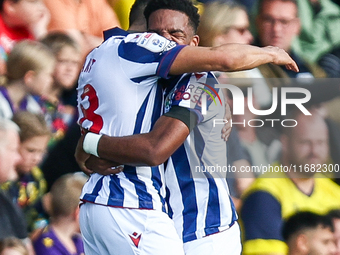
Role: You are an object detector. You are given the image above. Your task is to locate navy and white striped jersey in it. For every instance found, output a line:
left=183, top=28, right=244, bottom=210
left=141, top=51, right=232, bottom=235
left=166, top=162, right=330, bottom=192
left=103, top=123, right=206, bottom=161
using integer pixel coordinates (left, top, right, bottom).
left=164, top=72, right=238, bottom=242
left=77, top=28, right=185, bottom=211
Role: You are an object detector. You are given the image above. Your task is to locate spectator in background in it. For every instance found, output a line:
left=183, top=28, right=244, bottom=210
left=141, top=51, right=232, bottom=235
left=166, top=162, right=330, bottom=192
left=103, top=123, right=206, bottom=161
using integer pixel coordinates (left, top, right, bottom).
left=197, top=1, right=255, bottom=200
left=317, top=46, right=340, bottom=134
left=318, top=45, right=340, bottom=78
left=0, top=118, right=20, bottom=184
left=328, top=209, right=340, bottom=255
left=33, top=173, right=87, bottom=255
left=44, top=0, right=121, bottom=61
left=0, top=237, right=29, bottom=255
left=240, top=110, right=340, bottom=255
left=0, top=40, right=55, bottom=119
left=107, top=0, right=135, bottom=30
left=198, top=2, right=253, bottom=47
left=197, top=0, right=285, bottom=178
left=227, top=86, right=282, bottom=171
left=40, top=32, right=81, bottom=146
left=253, top=0, right=340, bottom=160
left=207, top=0, right=339, bottom=119
left=40, top=122, right=82, bottom=191
left=0, top=0, right=50, bottom=75
left=198, top=1, right=274, bottom=108
left=0, top=118, right=34, bottom=253
left=1, top=111, right=51, bottom=233
left=223, top=126, right=254, bottom=210
left=292, top=0, right=340, bottom=64
left=282, top=211, right=336, bottom=255
left=127, top=0, right=151, bottom=32
left=255, top=0, right=327, bottom=79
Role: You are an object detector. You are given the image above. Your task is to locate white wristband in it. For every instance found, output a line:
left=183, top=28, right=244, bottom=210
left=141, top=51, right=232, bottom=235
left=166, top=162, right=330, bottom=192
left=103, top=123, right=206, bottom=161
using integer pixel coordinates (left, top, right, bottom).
left=83, top=133, right=102, bottom=157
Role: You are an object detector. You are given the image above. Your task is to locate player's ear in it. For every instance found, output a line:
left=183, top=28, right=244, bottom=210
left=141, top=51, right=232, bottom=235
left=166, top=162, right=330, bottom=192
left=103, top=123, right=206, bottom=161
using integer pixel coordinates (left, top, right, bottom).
left=190, top=35, right=199, bottom=46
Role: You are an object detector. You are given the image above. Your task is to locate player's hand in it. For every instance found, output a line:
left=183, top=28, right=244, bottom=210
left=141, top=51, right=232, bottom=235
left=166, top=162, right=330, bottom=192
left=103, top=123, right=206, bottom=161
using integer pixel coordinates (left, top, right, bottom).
left=85, top=156, right=124, bottom=175
left=264, top=46, right=299, bottom=72
left=75, top=132, right=124, bottom=175
left=221, top=102, right=232, bottom=141
left=75, top=134, right=93, bottom=176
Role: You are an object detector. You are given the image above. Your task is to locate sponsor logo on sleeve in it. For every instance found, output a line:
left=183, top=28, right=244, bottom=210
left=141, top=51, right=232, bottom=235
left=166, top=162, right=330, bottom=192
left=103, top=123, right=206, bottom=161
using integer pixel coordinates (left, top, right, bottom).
left=137, top=33, right=176, bottom=53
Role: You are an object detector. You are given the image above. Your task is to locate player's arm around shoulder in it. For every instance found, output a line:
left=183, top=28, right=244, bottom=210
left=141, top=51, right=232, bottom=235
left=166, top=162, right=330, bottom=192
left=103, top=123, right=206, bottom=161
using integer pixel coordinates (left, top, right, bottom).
left=99, top=115, right=189, bottom=166
left=169, top=44, right=299, bottom=75
left=78, top=114, right=190, bottom=169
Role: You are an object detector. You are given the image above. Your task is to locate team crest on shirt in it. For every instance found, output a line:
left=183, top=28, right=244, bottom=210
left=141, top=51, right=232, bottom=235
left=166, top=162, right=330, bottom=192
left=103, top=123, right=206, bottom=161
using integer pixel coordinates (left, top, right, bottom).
left=137, top=33, right=176, bottom=53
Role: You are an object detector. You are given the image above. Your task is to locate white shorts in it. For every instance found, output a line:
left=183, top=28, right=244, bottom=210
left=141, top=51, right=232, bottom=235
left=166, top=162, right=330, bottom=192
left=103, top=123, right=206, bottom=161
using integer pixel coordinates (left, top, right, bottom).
left=183, top=222, right=242, bottom=255
left=79, top=202, right=185, bottom=255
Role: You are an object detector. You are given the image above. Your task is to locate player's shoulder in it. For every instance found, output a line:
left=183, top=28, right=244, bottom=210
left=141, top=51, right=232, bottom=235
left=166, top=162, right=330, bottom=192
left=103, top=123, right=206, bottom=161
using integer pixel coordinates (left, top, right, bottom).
left=176, top=72, right=216, bottom=87
left=103, top=27, right=129, bottom=40
left=101, top=29, right=179, bottom=56
left=123, top=32, right=178, bottom=53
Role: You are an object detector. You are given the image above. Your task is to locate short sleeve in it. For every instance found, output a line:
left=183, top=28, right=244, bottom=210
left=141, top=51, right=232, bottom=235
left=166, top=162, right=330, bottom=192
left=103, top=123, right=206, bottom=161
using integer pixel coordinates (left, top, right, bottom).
left=118, top=32, right=186, bottom=79
left=163, top=106, right=198, bottom=132
left=165, top=72, right=223, bottom=124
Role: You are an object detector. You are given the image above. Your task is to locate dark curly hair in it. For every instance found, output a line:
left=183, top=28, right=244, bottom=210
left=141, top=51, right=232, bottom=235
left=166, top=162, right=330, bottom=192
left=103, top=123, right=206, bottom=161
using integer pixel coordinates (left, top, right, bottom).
left=144, top=0, right=200, bottom=33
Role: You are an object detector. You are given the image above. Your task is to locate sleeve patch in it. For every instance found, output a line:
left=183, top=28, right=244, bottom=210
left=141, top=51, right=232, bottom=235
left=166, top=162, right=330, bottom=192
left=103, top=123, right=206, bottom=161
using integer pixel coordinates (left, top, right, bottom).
left=137, top=33, right=176, bottom=53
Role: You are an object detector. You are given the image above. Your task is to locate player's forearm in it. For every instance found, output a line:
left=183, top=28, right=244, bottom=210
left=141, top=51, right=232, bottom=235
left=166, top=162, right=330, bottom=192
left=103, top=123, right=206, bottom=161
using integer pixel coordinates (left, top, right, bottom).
left=98, top=132, right=183, bottom=166
left=97, top=134, right=160, bottom=166
left=169, top=44, right=298, bottom=75
left=88, top=116, right=189, bottom=166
